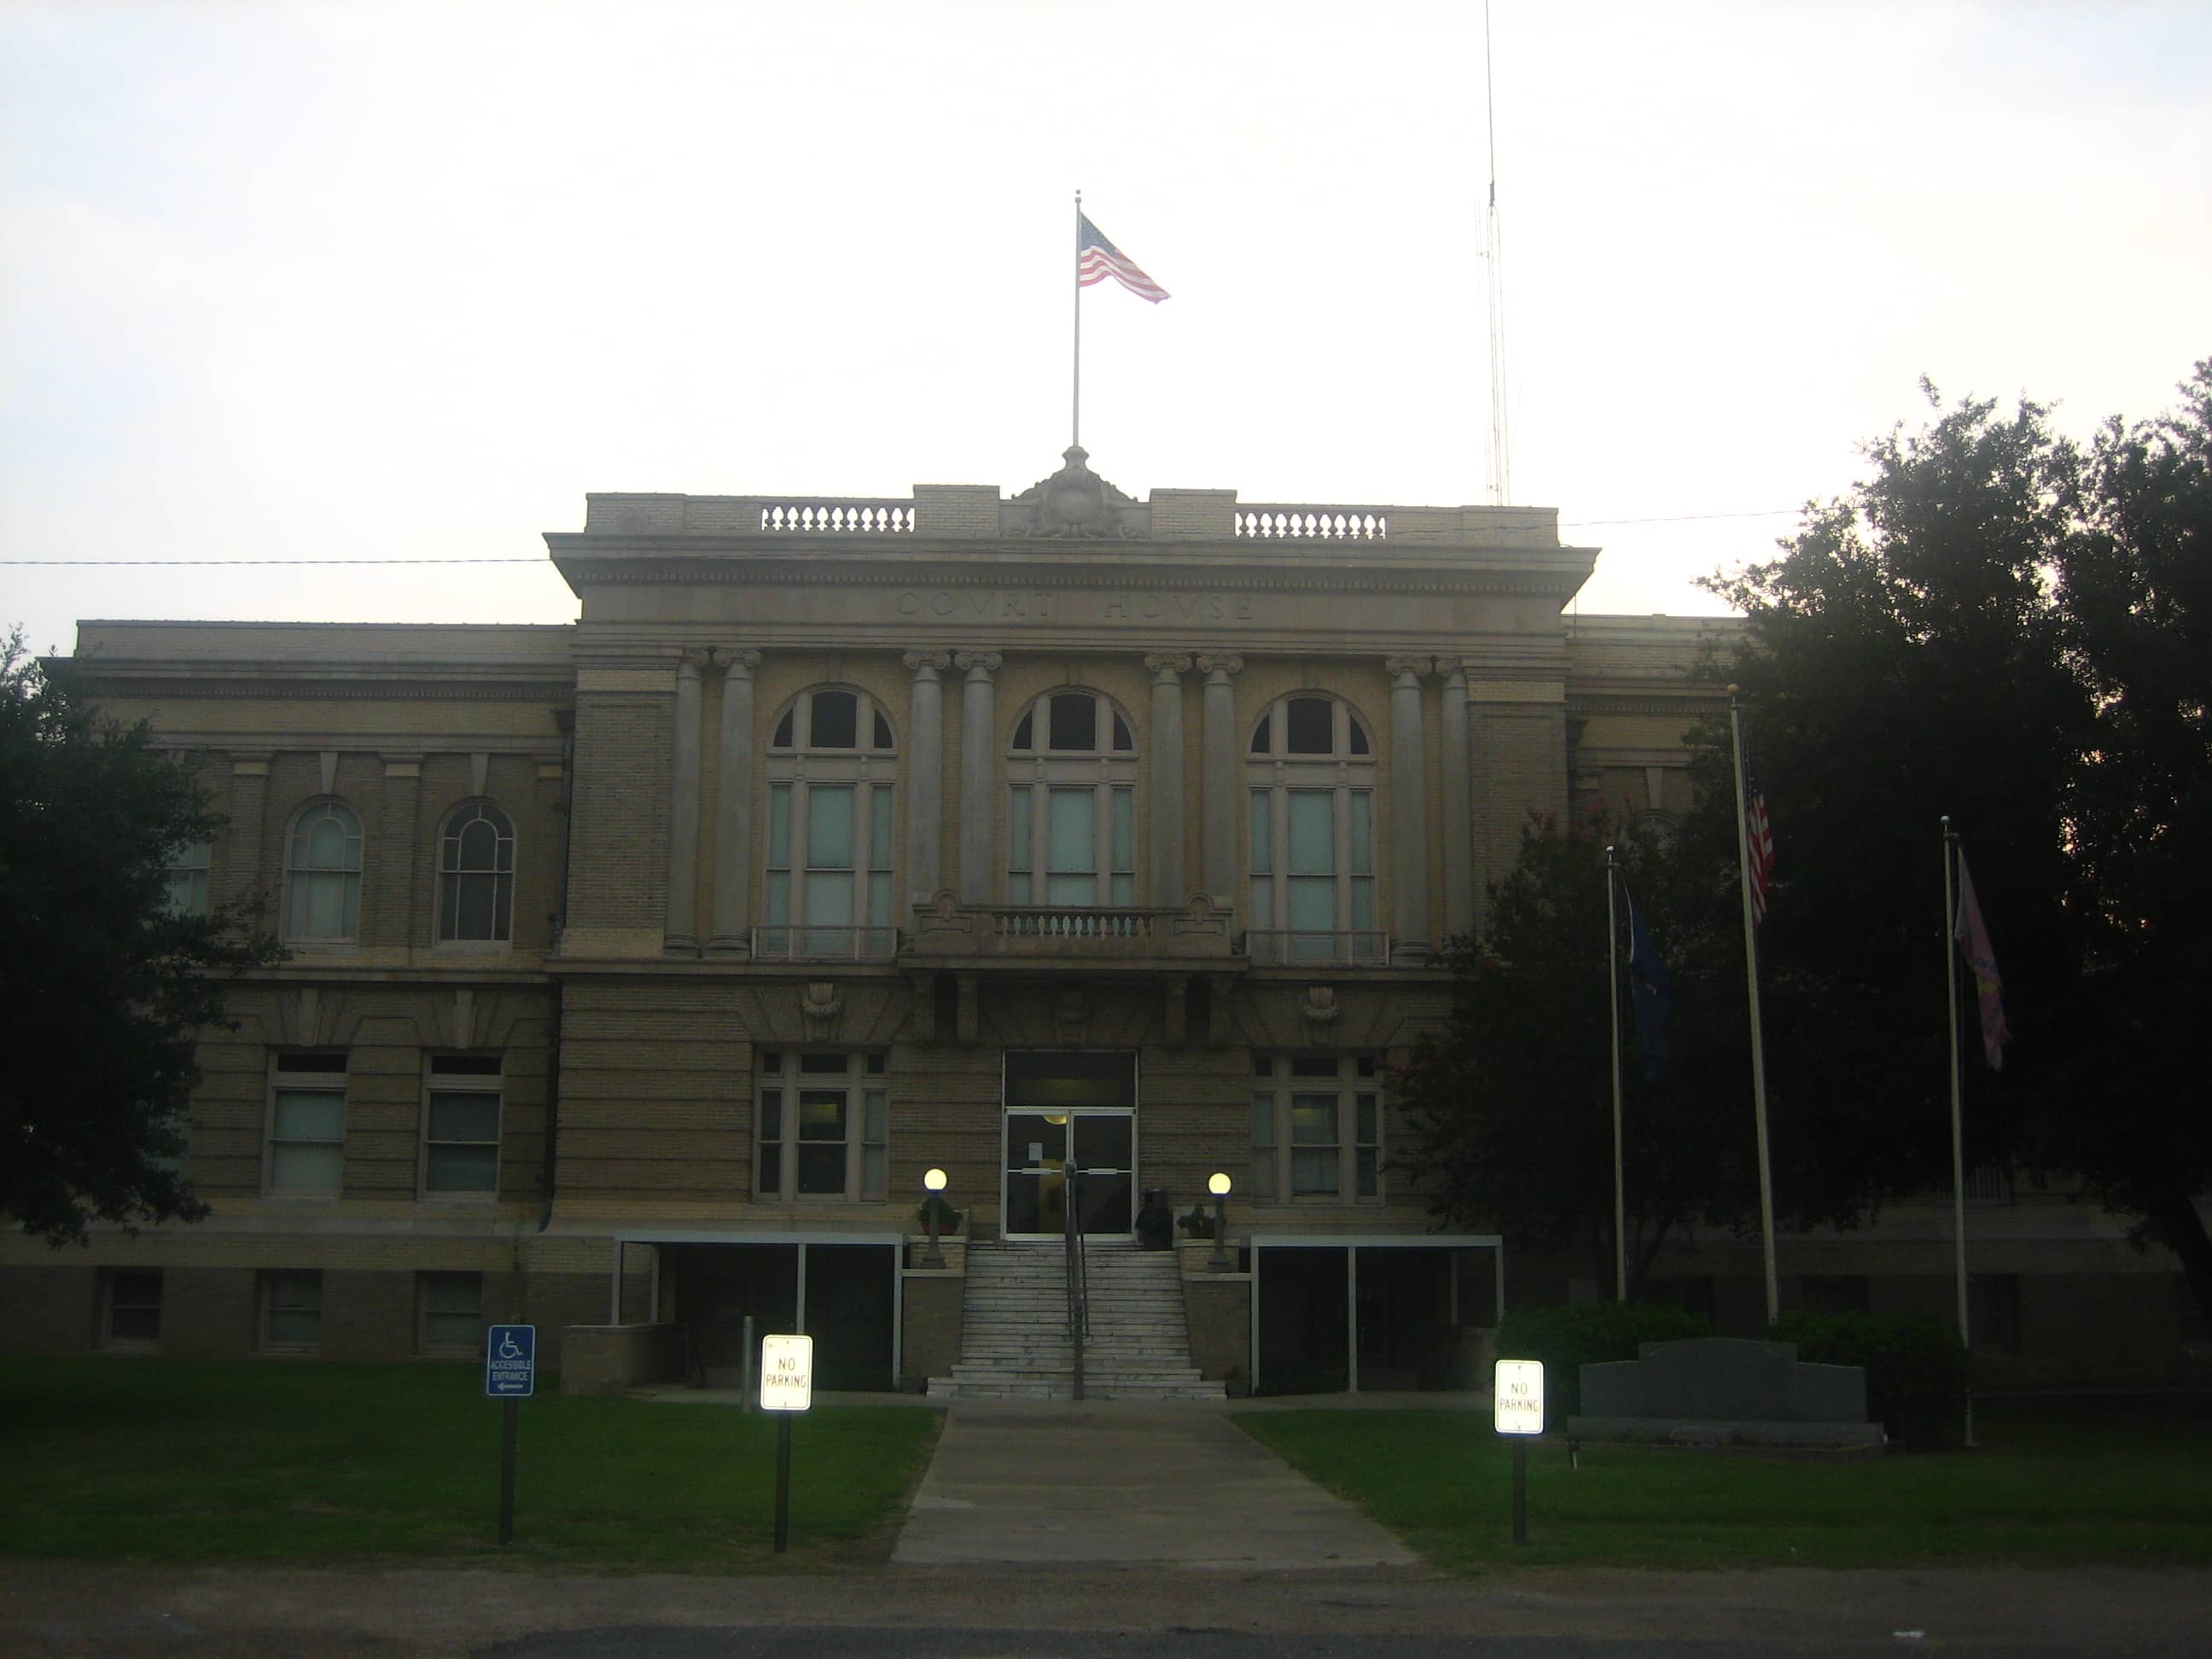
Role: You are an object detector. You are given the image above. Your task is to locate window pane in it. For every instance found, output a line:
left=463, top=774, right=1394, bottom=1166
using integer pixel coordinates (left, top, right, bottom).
left=165, top=867, right=211, bottom=916
left=796, top=1144, right=845, bottom=1194
left=306, top=815, right=353, bottom=869
left=1351, top=876, right=1376, bottom=930
left=429, top=1094, right=499, bottom=1143
left=1252, top=1095, right=1278, bottom=1146
left=1048, top=692, right=1096, bottom=751
left=1047, top=872, right=1097, bottom=905
left=1289, top=1096, right=1338, bottom=1142
left=451, top=872, right=498, bottom=940
left=1110, top=873, right=1133, bottom=905
left=760, top=1093, right=782, bottom=1140
left=1357, top=1096, right=1379, bottom=1143
left=432, top=1054, right=501, bottom=1076
left=427, top=1311, right=482, bottom=1348
left=765, top=870, right=789, bottom=925
left=773, top=708, right=795, bottom=747
left=799, top=1091, right=846, bottom=1139
left=1009, top=873, right=1032, bottom=903
left=864, top=1092, right=888, bottom=1139
left=862, top=1145, right=887, bottom=1198
left=1249, top=876, right=1272, bottom=925
left=869, top=871, right=892, bottom=927
left=1348, top=716, right=1370, bottom=755
left=268, top=1309, right=321, bottom=1345
left=1291, top=1149, right=1339, bottom=1196
left=274, top=1091, right=344, bottom=1140
left=758, top=1144, right=782, bottom=1194
left=1047, top=789, right=1095, bottom=871
left=427, top=1144, right=499, bottom=1191
left=1013, top=710, right=1033, bottom=749
left=1008, top=787, right=1032, bottom=873
left=1356, top=1149, right=1378, bottom=1198
left=1287, top=792, right=1335, bottom=875
left=1111, top=789, right=1133, bottom=872
left=799, top=1053, right=847, bottom=1074
left=807, top=786, right=854, bottom=868
left=426, top=1276, right=479, bottom=1314
left=768, top=784, right=791, bottom=866
left=1349, top=791, right=1373, bottom=876
left=1286, top=697, right=1332, bottom=754
left=1249, top=791, right=1272, bottom=873
left=804, top=871, right=853, bottom=926
left=872, top=708, right=894, bottom=749
left=811, top=690, right=858, bottom=748
left=111, top=1305, right=160, bottom=1342
left=271, top=1144, right=344, bottom=1190
left=457, top=817, right=500, bottom=870
left=1289, top=1057, right=1336, bottom=1078
left=1112, top=711, right=1133, bottom=751
left=1288, top=877, right=1335, bottom=934
left=274, top=1273, right=321, bottom=1312
left=870, top=785, right=894, bottom=869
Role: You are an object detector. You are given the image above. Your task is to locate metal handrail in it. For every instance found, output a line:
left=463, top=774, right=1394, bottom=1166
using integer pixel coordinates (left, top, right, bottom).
left=1063, top=1167, right=1089, bottom=1400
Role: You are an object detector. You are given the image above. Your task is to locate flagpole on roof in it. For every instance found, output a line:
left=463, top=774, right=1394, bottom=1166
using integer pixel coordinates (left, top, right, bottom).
left=1941, top=817, right=1977, bottom=1448
left=1072, top=190, right=1083, bottom=450
left=1729, top=689, right=1781, bottom=1326
left=1606, top=844, right=1628, bottom=1302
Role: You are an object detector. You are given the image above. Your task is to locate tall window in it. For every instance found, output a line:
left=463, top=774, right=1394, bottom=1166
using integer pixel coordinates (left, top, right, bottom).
left=422, top=1054, right=501, bottom=1196
left=439, top=803, right=515, bottom=941
left=418, top=1272, right=484, bottom=1354
left=755, top=1051, right=888, bottom=1202
left=164, top=841, right=212, bottom=916
left=103, top=1270, right=163, bottom=1349
left=259, top=1271, right=323, bottom=1350
left=1247, top=696, right=1378, bottom=963
left=267, top=1051, right=346, bottom=1194
left=286, top=800, right=362, bottom=940
left=1252, top=1055, right=1382, bottom=1202
left=1007, top=690, right=1137, bottom=907
left=764, top=688, right=896, bottom=959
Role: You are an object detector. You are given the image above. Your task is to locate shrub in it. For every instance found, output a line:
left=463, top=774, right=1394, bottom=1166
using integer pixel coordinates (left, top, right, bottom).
left=1770, top=1311, right=1969, bottom=1449
left=1494, top=1301, right=1711, bottom=1420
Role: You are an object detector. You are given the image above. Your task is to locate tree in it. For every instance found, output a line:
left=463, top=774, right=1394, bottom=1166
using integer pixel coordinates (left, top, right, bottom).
left=1697, top=364, right=2212, bottom=1323
left=0, top=637, right=281, bottom=1245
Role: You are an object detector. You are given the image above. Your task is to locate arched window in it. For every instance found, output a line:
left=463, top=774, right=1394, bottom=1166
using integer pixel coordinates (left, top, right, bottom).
left=438, top=803, right=515, bottom=942
left=1005, top=689, right=1137, bottom=908
left=763, top=686, right=897, bottom=959
left=286, top=801, right=363, bottom=941
left=1246, top=695, right=1380, bottom=963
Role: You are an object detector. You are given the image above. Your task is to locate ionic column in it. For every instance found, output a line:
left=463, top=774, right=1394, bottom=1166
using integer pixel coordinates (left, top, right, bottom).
left=1144, top=653, right=1190, bottom=905
left=1386, top=655, right=1434, bottom=964
left=903, top=650, right=951, bottom=912
left=1195, top=653, right=1243, bottom=905
left=663, top=649, right=707, bottom=952
left=1440, top=659, right=1475, bottom=941
left=953, top=650, right=1002, bottom=905
left=707, top=649, right=762, bottom=955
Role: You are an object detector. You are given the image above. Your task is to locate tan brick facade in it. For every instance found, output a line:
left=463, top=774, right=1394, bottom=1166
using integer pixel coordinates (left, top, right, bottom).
left=9, top=462, right=2201, bottom=1392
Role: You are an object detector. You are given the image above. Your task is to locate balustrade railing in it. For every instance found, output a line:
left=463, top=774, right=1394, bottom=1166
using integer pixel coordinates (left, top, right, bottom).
left=992, top=907, right=1155, bottom=941
left=757, top=501, right=914, bottom=534
left=751, top=924, right=901, bottom=962
left=1235, top=506, right=1388, bottom=541
left=1243, top=929, right=1393, bottom=966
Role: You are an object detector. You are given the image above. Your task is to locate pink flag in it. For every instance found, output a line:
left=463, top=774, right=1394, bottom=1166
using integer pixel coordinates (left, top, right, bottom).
left=1953, top=853, right=2011, bottom=1070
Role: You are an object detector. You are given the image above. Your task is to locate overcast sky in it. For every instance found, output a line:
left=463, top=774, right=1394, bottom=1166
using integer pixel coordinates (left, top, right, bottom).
left=4, top=0, right=2207, bottom=659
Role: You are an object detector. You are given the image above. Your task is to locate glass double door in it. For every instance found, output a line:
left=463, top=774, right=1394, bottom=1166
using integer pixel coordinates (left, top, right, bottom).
left=1004, top=1111, right=1134, bottom=1238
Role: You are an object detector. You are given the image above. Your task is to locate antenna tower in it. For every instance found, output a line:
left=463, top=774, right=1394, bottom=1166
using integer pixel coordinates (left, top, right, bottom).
left=1483, top=0, right=1512, bottom=506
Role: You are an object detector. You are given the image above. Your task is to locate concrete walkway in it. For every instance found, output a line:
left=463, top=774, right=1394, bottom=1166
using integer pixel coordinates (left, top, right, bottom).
left=890, top=1397, right=1419, bottom=1570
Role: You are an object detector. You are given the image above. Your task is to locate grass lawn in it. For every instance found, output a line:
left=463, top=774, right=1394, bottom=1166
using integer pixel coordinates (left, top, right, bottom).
left=0, top=1359, right=939, bottom=1571
left=1235, top=1395, right=2212, bottom=1570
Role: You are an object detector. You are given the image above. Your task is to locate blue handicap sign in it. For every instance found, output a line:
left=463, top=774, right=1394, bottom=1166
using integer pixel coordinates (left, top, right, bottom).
left=485, top=1324, right=535, bottom=1398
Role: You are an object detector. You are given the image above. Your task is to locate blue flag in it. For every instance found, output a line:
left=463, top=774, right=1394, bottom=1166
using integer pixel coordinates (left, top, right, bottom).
left=1625, top=885, right=1674, bottom=1082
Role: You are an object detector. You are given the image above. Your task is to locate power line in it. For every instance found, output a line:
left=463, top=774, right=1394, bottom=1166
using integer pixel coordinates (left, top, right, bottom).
left=0, top=507, right=1807, bottom=568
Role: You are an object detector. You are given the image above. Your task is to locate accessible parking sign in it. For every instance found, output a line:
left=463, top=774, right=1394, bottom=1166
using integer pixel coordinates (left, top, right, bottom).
left=485, top=1324, right=536, bottom=1398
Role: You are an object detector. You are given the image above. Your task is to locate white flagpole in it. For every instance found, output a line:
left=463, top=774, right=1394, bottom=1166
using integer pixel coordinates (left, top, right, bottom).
left=1607, top=845, right=1627, bottom=1302
left=1941, top=816, right=1977, bottom=1447
left=1072, top=190, right=1083, bottom=450
left=1729, top=690, right=1781, bottom=1327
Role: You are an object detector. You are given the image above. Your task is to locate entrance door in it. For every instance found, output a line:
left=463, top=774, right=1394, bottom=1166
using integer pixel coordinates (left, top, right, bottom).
left=1004, top=1111, right=1135, bottom=1237
left=1002, top=1051, right=1138, bottom=1239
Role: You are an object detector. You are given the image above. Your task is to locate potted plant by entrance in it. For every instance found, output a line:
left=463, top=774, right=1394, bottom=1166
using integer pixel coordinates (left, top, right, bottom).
left=1222, top=1362, right=1250, bottom=1399
left=1179, top=1205, right=1214, bottom=1240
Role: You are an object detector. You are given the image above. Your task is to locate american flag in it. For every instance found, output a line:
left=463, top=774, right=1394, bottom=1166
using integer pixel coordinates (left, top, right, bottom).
left=1743, top=742, right=1775, bottom=924
left=1078, top=213, right=1170, bottom=304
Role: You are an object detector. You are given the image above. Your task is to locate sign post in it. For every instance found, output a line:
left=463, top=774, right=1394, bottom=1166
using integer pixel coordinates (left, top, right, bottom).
left=484, top=1324, right=536, bottom=1545
left=1493, top=1358, right=1544, bottom=1546
left=759, top=1333, right=813, bottom=1554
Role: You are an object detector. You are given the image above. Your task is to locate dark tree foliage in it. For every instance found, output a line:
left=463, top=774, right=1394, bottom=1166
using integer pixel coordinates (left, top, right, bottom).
left=1697, top=364, right=2212, bottom=1323
left=0, top=637, right=282, bottom=1245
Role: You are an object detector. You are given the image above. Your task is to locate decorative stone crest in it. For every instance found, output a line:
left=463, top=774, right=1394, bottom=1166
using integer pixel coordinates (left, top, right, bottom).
left=1300, top=984, right=1342, bottom=1038
left=800, top=981, right=844, bottom=1041
left=1053, top=983, right=1091, bottom=1048
left=1006, top=446, right=1144, bottom=540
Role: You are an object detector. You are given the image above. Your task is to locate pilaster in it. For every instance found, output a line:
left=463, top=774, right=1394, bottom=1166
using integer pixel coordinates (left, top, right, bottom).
left=1385, top=655, right=1433, bottom=965
left=663, top=649, right=707, bottom=953
left=707, top=649, right=762, bottom=955
left=904, top=650, right=951, bottom=914
left=1195, top=653, right=1243, bottom=905
left=954, top=650, right=1002, bottom=905
left=1144, top=652, right=1190, bottom=905
left=1439, top=660, right=1474, bottom=942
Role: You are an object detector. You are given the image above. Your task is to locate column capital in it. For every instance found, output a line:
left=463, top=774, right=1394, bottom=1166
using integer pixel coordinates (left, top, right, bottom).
left=1384, top=654, right=1435, bottom=682
left=953, top=649, right=1003, bottom=676
left=677, top=648, right=713, bottom=677
left=1441, top=659, right=1470, bottom=687
left=1194, top=652, right=1243, bottom=679
left=715, top=647, right=762, bottom=678
left=1144, top=651, right=1192, bottom=683
left=903, top=649, right=953, bottom=676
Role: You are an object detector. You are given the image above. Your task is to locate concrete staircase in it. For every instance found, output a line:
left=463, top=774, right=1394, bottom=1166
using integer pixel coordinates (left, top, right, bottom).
left=928, top=1237, right=1225, bottom=1401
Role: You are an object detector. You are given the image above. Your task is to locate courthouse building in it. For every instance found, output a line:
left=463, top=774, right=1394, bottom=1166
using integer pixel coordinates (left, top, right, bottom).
left=5, top=449, right=2201, bottom=1394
